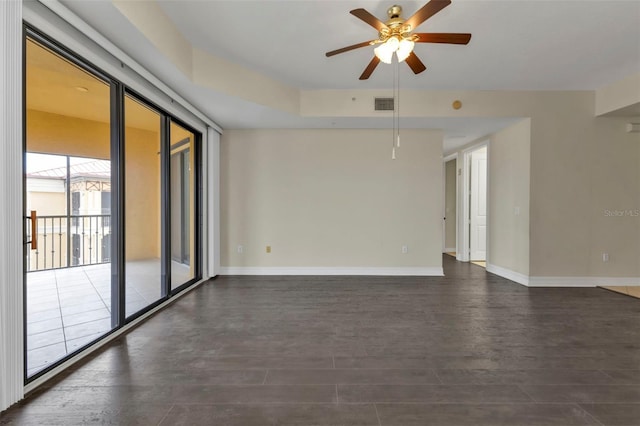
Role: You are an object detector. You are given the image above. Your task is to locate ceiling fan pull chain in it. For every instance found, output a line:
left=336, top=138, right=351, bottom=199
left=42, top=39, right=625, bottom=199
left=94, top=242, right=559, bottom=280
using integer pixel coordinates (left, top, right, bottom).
left=396, top=59, right=401, bottom=149
left=392, top=55, right=397, bottom=159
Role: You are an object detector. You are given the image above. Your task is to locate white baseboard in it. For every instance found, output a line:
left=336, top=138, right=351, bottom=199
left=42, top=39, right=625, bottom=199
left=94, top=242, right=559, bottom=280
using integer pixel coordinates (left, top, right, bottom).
left=486, top=264, right=640, bottom=287
left=443, top=247, right=456, bottom=253
left=528, top=276, right=640, bottom=287
left=219, top=267, right=444, bottom=276
left=486, top=263, right=529, bottom=286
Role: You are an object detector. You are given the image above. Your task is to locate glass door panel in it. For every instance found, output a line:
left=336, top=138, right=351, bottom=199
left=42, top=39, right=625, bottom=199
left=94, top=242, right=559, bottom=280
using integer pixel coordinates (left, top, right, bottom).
left=25, top=37, right=112, bottom=377
left=169, top=122, right=196, bottom=289
left=124, top=95, right=163, bottom=317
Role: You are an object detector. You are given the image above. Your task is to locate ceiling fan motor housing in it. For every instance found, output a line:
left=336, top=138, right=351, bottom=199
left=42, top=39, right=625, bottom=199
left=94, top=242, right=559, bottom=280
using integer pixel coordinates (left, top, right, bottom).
left=387, top=5, right=403, bottom=19
left=380, top=5, right=413, bottom=41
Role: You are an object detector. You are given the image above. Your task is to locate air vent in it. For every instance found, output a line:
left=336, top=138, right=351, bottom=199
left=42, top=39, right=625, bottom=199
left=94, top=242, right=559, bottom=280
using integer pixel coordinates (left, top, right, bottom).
left=375, top=97, right=395, bottom=111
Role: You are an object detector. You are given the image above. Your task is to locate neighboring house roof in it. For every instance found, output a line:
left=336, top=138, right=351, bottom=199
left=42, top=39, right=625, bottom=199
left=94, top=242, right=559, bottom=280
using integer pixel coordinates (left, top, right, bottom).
left=27, top=160, right=111, bottom=180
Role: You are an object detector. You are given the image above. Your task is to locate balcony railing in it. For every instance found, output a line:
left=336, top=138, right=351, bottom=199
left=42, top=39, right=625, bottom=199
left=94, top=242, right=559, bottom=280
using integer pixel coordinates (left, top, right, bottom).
left=26, top=214, right=111, bottom=272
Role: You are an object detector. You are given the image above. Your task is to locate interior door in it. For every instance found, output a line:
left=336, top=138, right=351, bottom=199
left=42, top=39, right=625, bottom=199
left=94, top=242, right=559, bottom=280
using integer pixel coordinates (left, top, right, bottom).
left=470, top=147, right=487, bottom=261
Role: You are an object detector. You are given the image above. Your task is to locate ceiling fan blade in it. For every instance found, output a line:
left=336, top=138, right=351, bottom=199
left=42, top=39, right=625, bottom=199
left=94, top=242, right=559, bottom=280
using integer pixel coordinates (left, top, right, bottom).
left=414, top=33, right=472, bottom=45
left=326, top=41, right=376, bottom=57
left=405, top=0, right=452, bottom=31
left=405, top=52, right=427, bottom=75
left=359, top=56, right=380, bottom=80
left=350, top=8, right=388, bottom=31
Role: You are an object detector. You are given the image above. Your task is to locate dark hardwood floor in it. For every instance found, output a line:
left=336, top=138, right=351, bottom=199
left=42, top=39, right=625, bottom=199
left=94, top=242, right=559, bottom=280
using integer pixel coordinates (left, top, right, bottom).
left=2, top=255, right=639, bottom=425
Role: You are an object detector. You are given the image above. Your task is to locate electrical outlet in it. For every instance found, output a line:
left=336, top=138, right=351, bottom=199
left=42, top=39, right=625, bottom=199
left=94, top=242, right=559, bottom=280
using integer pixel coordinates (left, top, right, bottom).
left=266, top=245, right=271, bottom=253
left=402, top=245, right=408, bottom=254
left=237, top=245, right=244, bottom=254
left=514, top=206, right=520, bottom=216
left=602, top=253, right=609, bottom=262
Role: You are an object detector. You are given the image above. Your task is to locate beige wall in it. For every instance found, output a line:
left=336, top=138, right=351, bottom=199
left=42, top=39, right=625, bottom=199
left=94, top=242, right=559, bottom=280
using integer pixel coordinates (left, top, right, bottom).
left=529, top=95, right=640, bottom=277
left=586, top=117, right=640, bottom=277
left=444, top=159, right=457, bottom=250
left=220, top=101, right=639, bottom=279
left=221, top=129, right=443, bottom=269
left=489, top=119, right=531, bottom=275
left=27, top=109, right=110, bottom=159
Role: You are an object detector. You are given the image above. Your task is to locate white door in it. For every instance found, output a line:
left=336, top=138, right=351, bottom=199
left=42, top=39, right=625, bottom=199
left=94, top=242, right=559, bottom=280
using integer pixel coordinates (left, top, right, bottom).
left=470, top=147, right=487, bottom=261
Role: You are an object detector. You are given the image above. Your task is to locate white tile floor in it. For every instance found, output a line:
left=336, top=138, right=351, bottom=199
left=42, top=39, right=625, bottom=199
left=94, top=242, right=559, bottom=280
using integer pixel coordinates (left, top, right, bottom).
left=26, top=259, right=193, bottom=376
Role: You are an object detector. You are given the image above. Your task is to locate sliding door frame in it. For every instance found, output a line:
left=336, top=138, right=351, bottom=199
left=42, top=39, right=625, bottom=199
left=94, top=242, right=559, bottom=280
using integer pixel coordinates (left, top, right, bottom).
left=111, top=80, right=125, bottom=329
left=23, top=26, right=203, bottom=383
left=168, top=116, right=203, bottom=296
left=23, top=25, right=121, bottom=384
left=121, top=88, right=169, bottom=323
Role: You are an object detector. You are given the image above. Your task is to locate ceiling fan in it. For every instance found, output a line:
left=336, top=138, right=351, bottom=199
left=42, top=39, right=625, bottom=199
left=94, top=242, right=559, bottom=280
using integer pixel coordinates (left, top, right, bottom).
left=326, top=0, right=471, bottom=80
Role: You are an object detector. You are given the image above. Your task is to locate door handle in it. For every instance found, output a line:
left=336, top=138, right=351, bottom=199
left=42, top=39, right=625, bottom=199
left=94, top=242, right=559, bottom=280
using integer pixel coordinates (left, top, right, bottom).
left=30, top=210, right=37, bottom=250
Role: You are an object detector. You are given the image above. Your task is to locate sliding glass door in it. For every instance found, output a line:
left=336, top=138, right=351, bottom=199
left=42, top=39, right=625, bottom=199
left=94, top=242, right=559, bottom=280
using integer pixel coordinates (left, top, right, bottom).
left=124, top=95, right=163, bottom=317
left=25, top=36, right=113, bottom=377
left=170, top=122, right=198, bottom=290
left=24, top=29, right=202, bottom=381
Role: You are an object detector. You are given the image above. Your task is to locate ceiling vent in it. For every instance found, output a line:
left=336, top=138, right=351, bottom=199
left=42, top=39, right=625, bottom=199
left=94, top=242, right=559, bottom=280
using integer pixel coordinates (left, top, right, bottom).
left=375, top=97, right=395, bottom=111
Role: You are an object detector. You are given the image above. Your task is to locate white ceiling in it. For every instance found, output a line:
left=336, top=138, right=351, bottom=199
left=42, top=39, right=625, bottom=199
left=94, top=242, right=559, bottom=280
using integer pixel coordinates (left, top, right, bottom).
left=156, top=0, right=640, bottom=90
left=59, top=0, right=639, bottom=151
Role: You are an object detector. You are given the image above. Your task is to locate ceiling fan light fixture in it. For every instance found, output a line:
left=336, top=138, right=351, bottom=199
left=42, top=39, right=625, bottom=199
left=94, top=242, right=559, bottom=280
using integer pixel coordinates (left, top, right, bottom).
left=396, top=38, right=415, bottom=63
left=374, top=36, right=400, bottom=64
left=374, top=42, right=394, bottom=64
left=386, top=36, right=400, bottom=51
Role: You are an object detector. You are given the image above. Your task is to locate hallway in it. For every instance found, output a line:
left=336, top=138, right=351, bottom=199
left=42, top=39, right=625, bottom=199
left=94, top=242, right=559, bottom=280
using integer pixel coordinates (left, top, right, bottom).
left=3, top=256, right=639, bottom=425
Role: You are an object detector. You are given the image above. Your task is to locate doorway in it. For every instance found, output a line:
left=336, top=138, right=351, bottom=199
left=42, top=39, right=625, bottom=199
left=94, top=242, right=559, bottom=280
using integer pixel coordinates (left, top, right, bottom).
left=443, top=154, right=457, bottom=257
left=461, top=143, right=488, bottom=266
